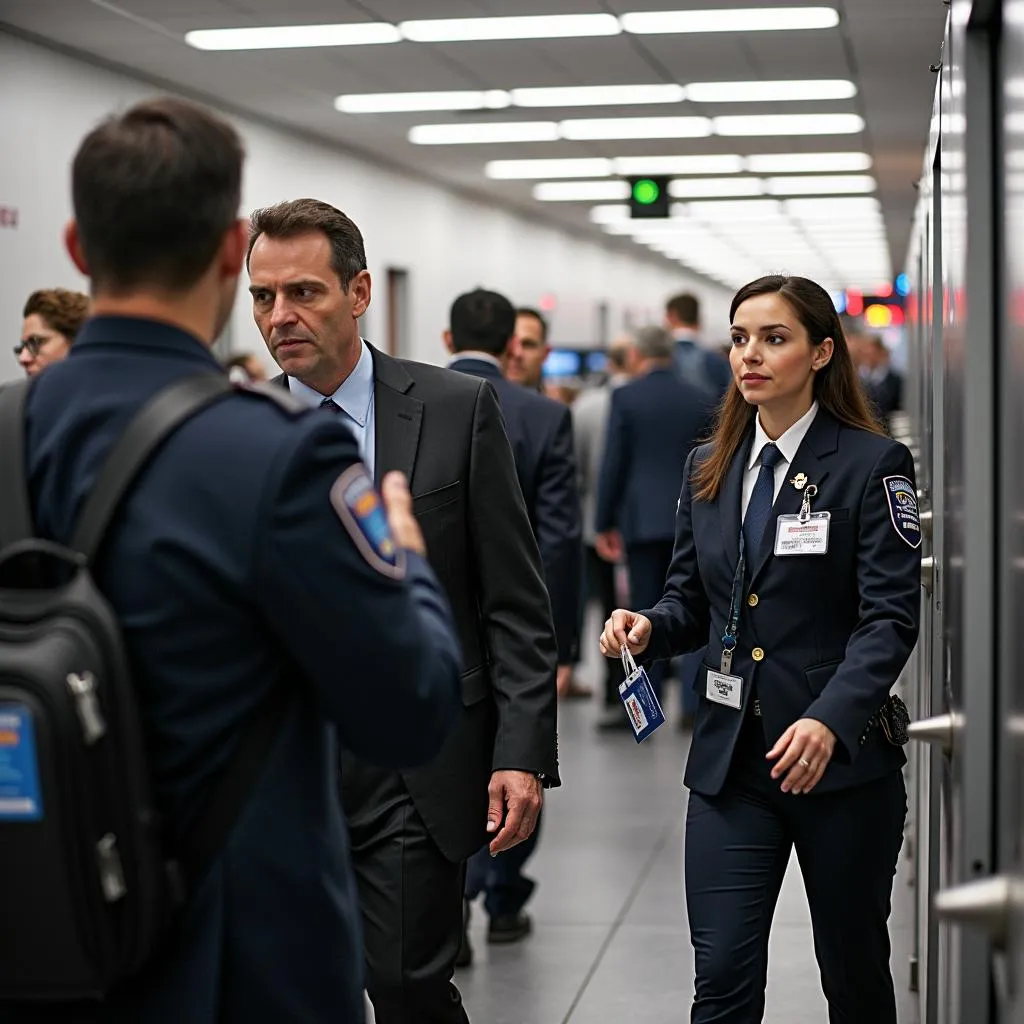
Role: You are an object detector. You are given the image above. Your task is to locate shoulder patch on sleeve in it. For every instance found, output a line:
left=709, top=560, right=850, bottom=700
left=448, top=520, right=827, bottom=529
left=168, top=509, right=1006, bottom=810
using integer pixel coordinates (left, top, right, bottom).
left=883, top=475, right=922, bottom=549
left=330, top=465, right=406, bottom=578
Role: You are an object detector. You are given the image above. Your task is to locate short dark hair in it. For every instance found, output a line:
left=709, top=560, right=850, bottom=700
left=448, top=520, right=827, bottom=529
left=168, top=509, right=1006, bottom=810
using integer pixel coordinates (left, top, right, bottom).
left=23, top=288, right=90, bottom=341
left=247, top=199, right=367, bottom=290
left=666, top=292, right=700, bottom=325
left=72, top=97, right=244, bottom=293
left=516, top=306, right=549, bottom=342
left=450, top=289, right=516, bottom=357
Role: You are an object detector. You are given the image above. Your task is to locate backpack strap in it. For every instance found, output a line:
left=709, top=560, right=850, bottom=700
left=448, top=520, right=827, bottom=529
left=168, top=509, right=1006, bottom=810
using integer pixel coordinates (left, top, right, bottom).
left=68, top=372, right=307, bottom=889
left=0, top=379, right=35, bottom=547
left=71, top=374, right=234, bottom=562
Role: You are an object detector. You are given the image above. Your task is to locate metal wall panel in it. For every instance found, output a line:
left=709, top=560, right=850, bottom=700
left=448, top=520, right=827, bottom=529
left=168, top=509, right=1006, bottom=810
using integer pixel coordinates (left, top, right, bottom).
left=998, top=1, right=1024, bottom=1017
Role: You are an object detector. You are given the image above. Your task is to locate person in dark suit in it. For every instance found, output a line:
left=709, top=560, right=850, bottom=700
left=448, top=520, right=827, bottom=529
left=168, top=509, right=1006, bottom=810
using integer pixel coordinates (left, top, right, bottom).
left=442, top=288, right=581, bottom=958
left=248, top=201, right=559, bottom=1024
left=861, top=335, right=904, bottom=432
left=593, top=325, right=714, bottom=716
left=601, top=275, right=920, bottom=1024
left=666, top=292, right=732, bottom=403
left=10, top=97, right=461, bottom=1024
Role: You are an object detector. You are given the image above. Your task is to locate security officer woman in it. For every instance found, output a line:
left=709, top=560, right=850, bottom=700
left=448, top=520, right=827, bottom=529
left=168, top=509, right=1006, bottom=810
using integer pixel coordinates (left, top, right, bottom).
left=601, top=274, right=920, bottom=1023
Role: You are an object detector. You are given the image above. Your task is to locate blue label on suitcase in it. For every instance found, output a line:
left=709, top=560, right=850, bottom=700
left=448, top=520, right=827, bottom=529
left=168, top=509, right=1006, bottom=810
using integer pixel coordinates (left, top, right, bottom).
left=0, top=704, right=43, bottom=820
left=618, top=664, right=666, bottom=744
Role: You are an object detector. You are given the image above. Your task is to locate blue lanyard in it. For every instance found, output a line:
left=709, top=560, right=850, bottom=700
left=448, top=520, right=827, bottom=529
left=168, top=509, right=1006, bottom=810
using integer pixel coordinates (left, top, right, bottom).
left=720, top=535, right=747, bottom=675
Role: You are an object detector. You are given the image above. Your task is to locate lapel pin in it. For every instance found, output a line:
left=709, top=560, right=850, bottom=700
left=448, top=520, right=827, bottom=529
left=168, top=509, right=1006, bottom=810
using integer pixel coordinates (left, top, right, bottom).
left=790, top=473, right=808, bottom=490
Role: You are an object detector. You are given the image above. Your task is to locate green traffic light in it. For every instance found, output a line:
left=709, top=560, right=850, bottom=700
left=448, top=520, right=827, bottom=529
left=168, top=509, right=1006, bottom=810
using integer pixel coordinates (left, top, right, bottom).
left=633, top=179, right=660, bottom=205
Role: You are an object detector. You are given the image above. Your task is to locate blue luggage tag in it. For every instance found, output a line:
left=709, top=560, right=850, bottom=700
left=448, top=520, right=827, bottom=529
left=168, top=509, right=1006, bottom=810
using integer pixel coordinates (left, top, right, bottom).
left=0, top=704, right=44, bottom=821
left=617, top=647, right=666, bottom=743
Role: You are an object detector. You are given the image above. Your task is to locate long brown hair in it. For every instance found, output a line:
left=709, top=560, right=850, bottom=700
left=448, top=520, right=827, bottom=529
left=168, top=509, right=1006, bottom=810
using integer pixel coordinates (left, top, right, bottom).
left=692, top=274, right=883, bottom=503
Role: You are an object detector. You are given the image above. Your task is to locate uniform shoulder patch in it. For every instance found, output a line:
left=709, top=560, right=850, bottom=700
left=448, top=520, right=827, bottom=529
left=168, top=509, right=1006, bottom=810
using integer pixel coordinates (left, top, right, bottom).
left=883, top=475, right=922, bottom=549
left=330, top=465, right=406, bottom=579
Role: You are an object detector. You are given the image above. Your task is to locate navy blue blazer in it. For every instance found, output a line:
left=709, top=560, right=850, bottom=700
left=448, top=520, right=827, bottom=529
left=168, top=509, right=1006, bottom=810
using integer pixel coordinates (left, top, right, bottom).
left=640, top=409, right=921, bottom=796
left=14, top=317, right=461, bottom=1023
left=449, top=356, right=582, bottom=664
left=594, top=367, right=714, bottom=545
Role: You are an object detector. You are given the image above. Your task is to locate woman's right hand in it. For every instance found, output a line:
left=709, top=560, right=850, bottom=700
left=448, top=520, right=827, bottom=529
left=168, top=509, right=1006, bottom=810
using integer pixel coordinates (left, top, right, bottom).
left=600, top=610, right=653, bottom=659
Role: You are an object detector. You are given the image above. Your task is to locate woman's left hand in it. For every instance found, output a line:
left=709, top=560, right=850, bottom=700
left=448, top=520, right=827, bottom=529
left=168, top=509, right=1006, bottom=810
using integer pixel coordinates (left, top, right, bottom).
left=766, top=719, right=837, bottom=795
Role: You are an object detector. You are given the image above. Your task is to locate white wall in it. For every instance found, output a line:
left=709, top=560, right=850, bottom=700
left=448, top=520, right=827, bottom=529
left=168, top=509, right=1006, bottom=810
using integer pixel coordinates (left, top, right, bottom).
left=0, top=32, right=733, bottom=384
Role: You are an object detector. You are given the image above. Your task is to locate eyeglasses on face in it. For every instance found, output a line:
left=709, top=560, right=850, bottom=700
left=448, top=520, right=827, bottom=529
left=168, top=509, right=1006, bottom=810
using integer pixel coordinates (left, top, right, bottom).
left=14, top=335, right=60, bottom=358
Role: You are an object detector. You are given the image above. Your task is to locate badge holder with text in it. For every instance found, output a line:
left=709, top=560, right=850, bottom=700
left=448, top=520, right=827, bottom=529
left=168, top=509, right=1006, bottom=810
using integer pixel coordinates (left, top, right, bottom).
left=617, top=646, right=666, bottom=743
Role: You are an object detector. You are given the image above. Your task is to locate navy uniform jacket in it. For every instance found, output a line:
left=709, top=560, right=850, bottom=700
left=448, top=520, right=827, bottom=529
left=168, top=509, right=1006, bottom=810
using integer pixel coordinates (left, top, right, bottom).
left=449, top=356, right=582, bottom=664
left=640, top=409, right=921, bottom=796
left=13, top=317, right=462, bottom=1023
left=595, top=367, right=714, bottom=545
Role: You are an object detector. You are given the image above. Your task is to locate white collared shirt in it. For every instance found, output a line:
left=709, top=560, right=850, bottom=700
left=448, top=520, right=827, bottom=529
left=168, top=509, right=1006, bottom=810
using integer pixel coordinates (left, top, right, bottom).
left=741, top=401, right=819, bottom=520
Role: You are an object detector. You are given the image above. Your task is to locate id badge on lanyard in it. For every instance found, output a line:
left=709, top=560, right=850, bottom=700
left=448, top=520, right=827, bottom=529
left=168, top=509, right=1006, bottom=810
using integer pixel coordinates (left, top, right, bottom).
left=617, top=647, right=666, bottom=743
left=712, top=538, right=747, bottom=711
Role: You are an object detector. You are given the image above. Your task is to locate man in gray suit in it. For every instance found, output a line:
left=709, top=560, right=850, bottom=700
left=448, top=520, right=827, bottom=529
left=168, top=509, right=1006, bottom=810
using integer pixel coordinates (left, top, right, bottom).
left=571, top=334, right=637, bottom=727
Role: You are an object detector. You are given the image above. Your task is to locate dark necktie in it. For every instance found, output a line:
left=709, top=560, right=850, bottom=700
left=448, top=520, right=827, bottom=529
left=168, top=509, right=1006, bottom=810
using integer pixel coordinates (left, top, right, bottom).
left=320, top=396, right=341, bottom=415
left=743, top=442, right=784, bottom=558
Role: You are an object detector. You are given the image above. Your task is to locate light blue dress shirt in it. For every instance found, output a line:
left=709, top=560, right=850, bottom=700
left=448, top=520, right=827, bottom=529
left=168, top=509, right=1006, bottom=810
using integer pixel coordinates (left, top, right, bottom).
left=288, top=340, right=376, bottom=479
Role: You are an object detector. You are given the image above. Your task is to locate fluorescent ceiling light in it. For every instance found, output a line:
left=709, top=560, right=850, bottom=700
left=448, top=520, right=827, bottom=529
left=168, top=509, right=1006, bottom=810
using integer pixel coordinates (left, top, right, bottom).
left=184, top=23, right=400, bottom=50
left=560, top=116, right=712, bottom=140
left=766, top=174, right=876, bottom=195
left=687, top=199, right=785, bottom=220
left=615, top=154, right=745, bottom=175
left=398, top=13, right=620, bottom=41
left=336, top=90, right=510, bottom=113
left=533, top=181, right=632, bottom=202
left=714, top=114, right=864, bottom=136
left=669, top=177, right=765, bottom=197
left=590, top=205, right=631, bottom=223
left=408, top=122, right=559, bottom=145
left=486, top=158, right=614, bottom=179
left=687, top=79, right=855, bottom=103
left=785, top=196, right=881, bottom=217
left=621, top=8, right=839, bottom=35
left=512, top=84, right=685, bottom=107
left=746, top=152, right=872, bottom=173
left=488, top=155, right=745, bottom=177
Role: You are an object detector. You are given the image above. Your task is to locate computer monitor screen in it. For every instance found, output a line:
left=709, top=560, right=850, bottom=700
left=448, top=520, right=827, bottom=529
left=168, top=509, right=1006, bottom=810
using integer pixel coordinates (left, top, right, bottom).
left=543, top=350, right=583, bottom=377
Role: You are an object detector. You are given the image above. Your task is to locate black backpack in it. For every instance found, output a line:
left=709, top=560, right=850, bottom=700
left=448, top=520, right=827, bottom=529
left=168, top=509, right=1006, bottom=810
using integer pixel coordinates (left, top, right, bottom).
left=0, top=373, right=289, bottom=1004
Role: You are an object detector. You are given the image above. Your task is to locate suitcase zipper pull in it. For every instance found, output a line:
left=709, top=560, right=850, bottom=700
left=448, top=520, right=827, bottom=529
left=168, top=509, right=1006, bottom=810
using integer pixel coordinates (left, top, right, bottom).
left=66, top=672, right=107, bottom=744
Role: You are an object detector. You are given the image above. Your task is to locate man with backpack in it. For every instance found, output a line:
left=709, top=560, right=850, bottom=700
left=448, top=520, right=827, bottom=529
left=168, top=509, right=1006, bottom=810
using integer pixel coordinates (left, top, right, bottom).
left=0, top=97, right=462, bottom=1022
left=666, top=292, right=731, bottom=404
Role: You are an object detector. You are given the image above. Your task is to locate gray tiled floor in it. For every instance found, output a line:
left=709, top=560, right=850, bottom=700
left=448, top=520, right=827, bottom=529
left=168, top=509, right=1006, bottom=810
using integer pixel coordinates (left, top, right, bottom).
left=449, top=626, right=922, bottom=1024
left=367, top=626, right=921, bottom=1024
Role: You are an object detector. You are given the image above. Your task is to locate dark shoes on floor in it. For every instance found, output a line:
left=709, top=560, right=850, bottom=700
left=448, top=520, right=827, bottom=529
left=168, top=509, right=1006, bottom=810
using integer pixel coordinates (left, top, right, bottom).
left=455, top=903, right=533, bottom=968
left=488, top=911, right=532, bottom=944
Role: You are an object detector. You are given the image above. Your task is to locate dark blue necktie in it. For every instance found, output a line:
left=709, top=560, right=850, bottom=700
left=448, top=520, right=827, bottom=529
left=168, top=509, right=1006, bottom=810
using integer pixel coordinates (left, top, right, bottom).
left=320, top=396, right=341, bottom=414
left=743, top=443, right=784, bottom=558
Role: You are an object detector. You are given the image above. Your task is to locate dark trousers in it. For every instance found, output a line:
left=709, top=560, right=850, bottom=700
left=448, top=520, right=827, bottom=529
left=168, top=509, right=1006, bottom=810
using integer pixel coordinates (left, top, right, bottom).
left=684, top=714, right=907, bottom=1023
left=340, top=754, right=469, bottom=1024
left=584, top=545, right=620, bottom=707
left=626, top=539, right=700, bottom=714
left=625, top=540, right=676, bottom=699
left=464, top=810, right=541, bottom=919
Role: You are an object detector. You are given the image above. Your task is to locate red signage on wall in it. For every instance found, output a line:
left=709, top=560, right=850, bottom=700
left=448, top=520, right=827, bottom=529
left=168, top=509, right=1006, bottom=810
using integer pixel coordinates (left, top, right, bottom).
left=0, top=207, right=19, bottom=229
